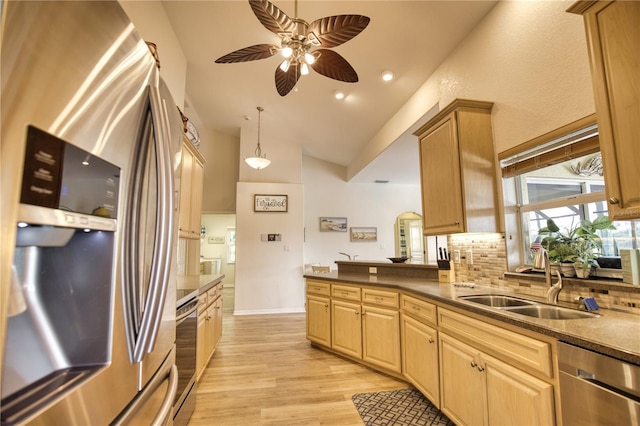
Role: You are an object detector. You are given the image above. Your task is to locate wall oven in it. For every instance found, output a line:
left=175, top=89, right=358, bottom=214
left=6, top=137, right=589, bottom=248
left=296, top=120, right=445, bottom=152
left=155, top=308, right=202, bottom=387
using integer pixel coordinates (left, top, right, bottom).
left=173, top=294, right=198, bottom=426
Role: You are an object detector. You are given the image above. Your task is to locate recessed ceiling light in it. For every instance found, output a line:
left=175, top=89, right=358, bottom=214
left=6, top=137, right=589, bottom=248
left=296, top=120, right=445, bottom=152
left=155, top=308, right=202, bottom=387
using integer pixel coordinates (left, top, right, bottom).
left=381, top=70, right=394, bottom=81
left=334, top=90, right=345, bottom=100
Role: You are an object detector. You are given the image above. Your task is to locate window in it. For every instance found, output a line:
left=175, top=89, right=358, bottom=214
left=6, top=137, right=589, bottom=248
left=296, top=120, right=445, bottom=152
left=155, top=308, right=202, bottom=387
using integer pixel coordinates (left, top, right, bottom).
left=500, top=116, right=639, bottom=266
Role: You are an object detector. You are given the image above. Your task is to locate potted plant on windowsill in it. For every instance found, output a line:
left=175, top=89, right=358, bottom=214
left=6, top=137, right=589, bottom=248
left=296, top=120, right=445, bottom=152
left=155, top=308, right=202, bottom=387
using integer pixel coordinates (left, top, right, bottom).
left=572, top=237, right=600, bottom=278
left=537, top=216, right=615, bottom=278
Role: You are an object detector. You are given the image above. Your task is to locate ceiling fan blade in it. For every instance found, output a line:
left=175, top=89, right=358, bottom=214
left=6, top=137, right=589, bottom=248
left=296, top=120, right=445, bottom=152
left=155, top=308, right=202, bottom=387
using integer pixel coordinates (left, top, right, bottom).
left=215, top=44, right=278, bottom=63
left=249, top=0, right=295, bottom=36
left=307, top=15, right=370, bottom=48
left=275, top=63, right=300, bottom=96
left=311, top=49, right=359, bottom=83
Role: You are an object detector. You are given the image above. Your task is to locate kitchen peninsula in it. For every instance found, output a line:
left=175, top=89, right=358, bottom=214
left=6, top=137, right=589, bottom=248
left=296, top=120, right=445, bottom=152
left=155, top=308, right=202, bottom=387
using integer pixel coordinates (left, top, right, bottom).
left=304, top=262, right=640, bottom=426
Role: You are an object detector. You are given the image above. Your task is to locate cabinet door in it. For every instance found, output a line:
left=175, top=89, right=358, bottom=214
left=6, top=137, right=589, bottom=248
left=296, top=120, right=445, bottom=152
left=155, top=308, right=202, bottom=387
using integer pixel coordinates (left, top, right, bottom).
left=439, top=333, right=486, bottom=426
left=331, top=299, right=362, bottom=359
left=189, top=155, right=204, bottom=236
left=306, top=295, right=331, bottom=347
left=212, top=296, right=223, bottom=349
left=196, top=310, right=207, bottom=378
left=178, top=145, right=194, bottom=238
left=580, top=1, right=640, bottom=219
left=419, top=112, right=465, bottom=234
left=362, top=305, right=401, bottom=373
left=205, top=302, right=216, bottom=359
left=401, top=314, right=440, bottom=408
left=483, top=352, right=555, bottom=426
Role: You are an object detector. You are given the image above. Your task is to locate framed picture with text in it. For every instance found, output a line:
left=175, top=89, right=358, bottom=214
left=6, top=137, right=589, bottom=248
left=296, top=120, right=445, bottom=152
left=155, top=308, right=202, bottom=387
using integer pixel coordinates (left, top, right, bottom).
left=254, top=194, right=288, bottom=212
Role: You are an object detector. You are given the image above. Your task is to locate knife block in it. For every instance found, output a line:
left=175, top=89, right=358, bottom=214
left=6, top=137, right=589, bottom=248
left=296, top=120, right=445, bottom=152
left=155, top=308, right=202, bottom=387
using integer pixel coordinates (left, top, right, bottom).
left=438, top=262, right=456, bottom=283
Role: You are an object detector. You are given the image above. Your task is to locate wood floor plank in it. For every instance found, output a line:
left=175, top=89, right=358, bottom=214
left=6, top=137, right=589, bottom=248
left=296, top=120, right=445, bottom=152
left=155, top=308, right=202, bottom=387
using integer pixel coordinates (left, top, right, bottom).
left=188, top=311, right=408, bottom=425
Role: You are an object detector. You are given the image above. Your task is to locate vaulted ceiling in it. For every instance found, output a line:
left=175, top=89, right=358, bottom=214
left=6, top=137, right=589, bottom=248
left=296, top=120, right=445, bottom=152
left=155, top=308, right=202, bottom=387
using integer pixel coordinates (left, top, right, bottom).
left=162, top=1, right=497, bottom=183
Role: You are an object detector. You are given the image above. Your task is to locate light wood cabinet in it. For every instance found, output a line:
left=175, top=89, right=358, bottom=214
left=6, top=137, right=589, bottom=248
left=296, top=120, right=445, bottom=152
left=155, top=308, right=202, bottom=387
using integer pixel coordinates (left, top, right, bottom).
left=362, top=305, right=401, bottom=373
left=439, top=332, right=554, bottom=426
left=568, top=1, right=640, bottom=220
left=179, top=138, right=205, bottom=239
left=413, top=99, right=499, bottom=235
left=196, top=282, right=223, bottom=380
left=401, top=313, right=440, bottom=407
left=306, top=280, right=331, bottom=346
left=331, top=298, right=362, bottom=359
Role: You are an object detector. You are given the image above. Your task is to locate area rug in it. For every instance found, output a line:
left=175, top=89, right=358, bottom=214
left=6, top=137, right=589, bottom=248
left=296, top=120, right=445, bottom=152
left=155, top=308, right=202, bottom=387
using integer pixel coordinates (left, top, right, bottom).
left=352, top=388, right=455, bottom=426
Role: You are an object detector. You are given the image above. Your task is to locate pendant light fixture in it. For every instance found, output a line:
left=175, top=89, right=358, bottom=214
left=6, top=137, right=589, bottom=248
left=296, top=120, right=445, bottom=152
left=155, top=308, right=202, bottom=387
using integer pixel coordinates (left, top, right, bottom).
left=244, top=106, right=271, bottom=170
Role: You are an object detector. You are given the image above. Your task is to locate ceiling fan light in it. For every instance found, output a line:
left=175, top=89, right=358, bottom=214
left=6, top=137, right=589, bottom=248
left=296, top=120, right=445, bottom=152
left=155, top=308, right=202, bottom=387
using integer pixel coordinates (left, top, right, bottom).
left=334, top=90, right=345, bottom=100
left=300, top=62, right=309, bottom=75
left=281, top=46, right=293, bottom=58
left=304, top=52, right=315, bottom=65
left=382, top=70, right=394, bottom=81
left=279, top=60, right=290, bottom=72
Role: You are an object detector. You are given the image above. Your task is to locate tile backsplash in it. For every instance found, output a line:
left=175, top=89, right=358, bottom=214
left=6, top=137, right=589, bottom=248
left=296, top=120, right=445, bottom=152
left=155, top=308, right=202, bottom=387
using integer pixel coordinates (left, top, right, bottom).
left=448, top=232, right=640, bottom=315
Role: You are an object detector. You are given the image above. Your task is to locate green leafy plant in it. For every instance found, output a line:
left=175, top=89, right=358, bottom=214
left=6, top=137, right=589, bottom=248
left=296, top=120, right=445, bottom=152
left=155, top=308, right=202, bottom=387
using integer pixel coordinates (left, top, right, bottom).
left=537, top=216, right=615, bottom=264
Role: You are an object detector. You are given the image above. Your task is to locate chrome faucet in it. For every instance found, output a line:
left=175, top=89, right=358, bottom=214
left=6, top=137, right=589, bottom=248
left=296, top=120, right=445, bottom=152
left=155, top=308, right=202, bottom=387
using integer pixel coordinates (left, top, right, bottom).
left=534, top=247, right=563, bottom=304
left=339, top=252, right=358, bottom=261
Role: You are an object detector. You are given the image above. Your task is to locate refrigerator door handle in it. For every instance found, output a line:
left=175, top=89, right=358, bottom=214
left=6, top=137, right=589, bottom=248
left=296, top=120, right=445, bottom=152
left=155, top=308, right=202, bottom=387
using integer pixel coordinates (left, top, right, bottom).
left=111, top=358, right=178, bottom=426
left=134, top=86, right=175, bottom=361
left=151, top=364, right=178, bottom=426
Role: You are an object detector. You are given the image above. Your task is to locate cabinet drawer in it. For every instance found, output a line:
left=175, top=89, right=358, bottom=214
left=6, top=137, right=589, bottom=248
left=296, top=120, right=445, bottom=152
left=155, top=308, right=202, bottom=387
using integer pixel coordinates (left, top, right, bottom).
left=438, top=308, right=552, bottom=378
left=306, top=280, right=331, bottom=297
left=362, top=288, right=399, bottom=309
left=401, top=294, right=437, bottom=325
left=332, top=284, right=361, bottom=302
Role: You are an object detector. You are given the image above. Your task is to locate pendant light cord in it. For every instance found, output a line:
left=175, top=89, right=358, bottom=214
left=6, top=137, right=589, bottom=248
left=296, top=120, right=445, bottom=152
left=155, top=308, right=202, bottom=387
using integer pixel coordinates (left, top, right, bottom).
left=255, top=106, right=264, bottom=157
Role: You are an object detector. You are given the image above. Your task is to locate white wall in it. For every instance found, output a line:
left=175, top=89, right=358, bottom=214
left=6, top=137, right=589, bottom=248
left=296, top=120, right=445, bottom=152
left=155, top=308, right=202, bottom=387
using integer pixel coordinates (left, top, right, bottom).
left=348, top=0, right=595, bottom=179
left=303, top=156, right=422, bottom=268
left=234, top=182, right=305, bottom=314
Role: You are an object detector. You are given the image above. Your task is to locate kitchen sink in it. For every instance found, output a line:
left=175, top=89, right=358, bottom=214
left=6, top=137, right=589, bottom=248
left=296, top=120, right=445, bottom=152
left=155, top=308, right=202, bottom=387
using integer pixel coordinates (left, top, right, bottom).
left=459, top=294, right=600, bottom=320
left=459, top=294, right=537, bottom=307
left=502, top=305, right=600, bottom=320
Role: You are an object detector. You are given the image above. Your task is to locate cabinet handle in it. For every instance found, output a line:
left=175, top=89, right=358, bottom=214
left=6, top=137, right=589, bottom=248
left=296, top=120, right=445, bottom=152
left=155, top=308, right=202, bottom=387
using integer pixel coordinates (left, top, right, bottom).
left=477, top=365, right=485, bottom=372
left=609, top=197, right=620, bottom=205
left=455, top=220, right=460, bottom=225
left=428, top=338, right=434, bottom=344
left=470, top=361, right=477, bottom=368
left=412, top=305, right=420, bottom=311
left=324, top=303, right=328, bottom=308
left=342, top=292, right=349, bottom=296
left=375, top=297, right=383, bottom=302
left=361, top=311, right=366, bottom=316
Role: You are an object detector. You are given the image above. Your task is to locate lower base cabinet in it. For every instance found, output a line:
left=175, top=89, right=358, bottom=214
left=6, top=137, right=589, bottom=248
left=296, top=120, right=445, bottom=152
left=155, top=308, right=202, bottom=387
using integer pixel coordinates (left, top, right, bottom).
left=196, top=283, right=223, bottom=380
left=306, top=295, right=331, bottom=346
left=401, top=314, right=440, bottom=408
left=439, top=332, right=554, bottom=426
left=362, top=305, right=401, bottom=373
left=331, top=299, right=362, bottom=359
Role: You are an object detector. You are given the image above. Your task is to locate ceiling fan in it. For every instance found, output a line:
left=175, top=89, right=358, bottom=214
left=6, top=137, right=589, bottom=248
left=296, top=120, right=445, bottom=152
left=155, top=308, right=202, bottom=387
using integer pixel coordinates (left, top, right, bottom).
left=214, top=0, right=370, bottom=96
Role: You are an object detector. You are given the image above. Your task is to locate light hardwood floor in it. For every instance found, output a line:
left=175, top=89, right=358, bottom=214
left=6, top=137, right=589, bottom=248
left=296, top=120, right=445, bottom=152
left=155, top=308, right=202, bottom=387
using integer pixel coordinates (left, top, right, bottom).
left=188, top=309, right=409, bottom=425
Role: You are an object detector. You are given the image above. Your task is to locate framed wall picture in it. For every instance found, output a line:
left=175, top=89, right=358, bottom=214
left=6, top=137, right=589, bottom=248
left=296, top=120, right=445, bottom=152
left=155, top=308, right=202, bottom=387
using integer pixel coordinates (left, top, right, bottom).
left=254, top=194, right=288, bottom=212
left=350, top=227, right=377, bottom=242
left=319, top=217, right=347, bottom=232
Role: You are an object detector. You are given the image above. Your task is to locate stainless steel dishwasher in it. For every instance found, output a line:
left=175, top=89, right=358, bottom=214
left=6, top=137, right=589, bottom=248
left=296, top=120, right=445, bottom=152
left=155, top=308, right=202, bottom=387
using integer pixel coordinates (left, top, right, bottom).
left=558, top=342, right=640, bottom=426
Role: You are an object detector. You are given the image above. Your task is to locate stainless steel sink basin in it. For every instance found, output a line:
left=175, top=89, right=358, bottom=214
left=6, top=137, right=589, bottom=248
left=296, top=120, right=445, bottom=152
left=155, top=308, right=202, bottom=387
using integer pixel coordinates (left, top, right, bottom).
left=459, top=294, right=537, bottom=308
left=459, top=294, right=599, bottom=320
left=502, top=305, right=600, bottom=320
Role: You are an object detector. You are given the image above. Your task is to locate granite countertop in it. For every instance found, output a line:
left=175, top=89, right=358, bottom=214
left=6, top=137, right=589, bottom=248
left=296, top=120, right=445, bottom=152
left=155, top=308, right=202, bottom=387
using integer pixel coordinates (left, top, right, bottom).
left=176, top=273, right=225, bottom=307
left=304, top=271, right=640, bottom=365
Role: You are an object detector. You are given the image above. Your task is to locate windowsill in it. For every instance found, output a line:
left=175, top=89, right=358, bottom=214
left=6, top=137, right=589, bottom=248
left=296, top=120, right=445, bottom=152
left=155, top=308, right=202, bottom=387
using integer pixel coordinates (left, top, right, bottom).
left=504, top=271, right=640, bottom=293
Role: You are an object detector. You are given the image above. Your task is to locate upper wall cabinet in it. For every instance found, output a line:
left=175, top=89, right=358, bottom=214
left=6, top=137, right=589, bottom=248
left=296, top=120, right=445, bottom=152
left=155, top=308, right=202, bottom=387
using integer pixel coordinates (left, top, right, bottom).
left=568, top=0, right=640, bottom=220
left=413, top=99, right=499, bottom=235
left=179, top=137, right=205, bottom=239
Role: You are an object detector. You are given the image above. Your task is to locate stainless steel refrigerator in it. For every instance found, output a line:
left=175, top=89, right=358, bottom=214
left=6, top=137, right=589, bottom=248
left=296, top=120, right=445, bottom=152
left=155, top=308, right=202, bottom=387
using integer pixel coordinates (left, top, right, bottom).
left=1, top=1, right=182, bottom=424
